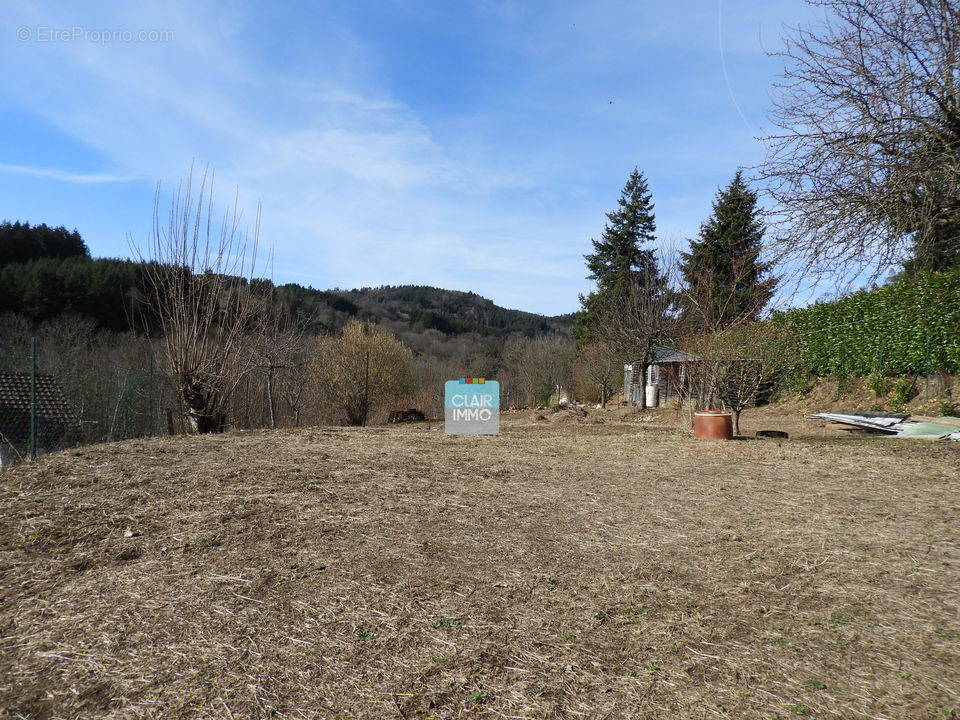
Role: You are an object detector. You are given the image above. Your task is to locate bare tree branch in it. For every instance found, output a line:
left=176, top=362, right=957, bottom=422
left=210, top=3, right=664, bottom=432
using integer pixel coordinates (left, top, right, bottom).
left=757, top=0, right=960, bottom=284
left=131, top=165, right=272, bottom=433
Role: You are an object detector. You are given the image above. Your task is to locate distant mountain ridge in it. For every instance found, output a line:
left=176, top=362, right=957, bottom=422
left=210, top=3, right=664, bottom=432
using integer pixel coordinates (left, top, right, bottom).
left=0, top=249, right=573, bottom=341
left=0, top=223, right=573, bottom=338
left=331, top=285, right=574, bottom=337
left=0, top=224, right=573, bottom=367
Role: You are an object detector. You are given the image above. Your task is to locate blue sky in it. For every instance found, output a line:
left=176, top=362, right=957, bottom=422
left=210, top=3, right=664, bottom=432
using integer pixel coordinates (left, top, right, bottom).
left=0, top=0, right=817, bottom=315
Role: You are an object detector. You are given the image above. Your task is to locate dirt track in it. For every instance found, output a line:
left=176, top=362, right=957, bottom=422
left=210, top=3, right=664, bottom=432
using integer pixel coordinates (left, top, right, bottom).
left=1, top=413, right=958, bottom=719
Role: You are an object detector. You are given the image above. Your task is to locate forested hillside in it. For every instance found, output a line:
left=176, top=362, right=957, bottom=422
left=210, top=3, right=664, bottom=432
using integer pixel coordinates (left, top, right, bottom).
left=0, top=221, right=572, bottom=353
left=339, top=285, right=572, bottom=336
left=0, top=221, right=576, bottom=446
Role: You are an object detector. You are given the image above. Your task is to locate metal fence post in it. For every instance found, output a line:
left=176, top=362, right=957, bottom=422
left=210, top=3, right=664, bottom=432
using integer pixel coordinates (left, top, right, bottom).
left=29, top=336, right=37, bottom=461
left=148, top=350, right=156, bottom=437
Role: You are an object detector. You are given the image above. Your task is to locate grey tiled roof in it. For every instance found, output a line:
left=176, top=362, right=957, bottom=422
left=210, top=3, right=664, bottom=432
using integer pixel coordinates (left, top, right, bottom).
left=0, top=373, right=76, bottom=443
left=631, top=346, right=700, bottom=364
left=652, top=346, right=699, bottom=363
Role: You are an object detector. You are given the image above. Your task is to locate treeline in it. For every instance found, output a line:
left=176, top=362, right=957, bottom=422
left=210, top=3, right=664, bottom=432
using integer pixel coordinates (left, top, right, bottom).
left=341, top=285, right=570, bottom=337
left=0, top=257, right=148, bottom=331
left=0, top=220, right=570, bottom=340
left=0, top=312, right=573, bottom=453
left=0, top=221, right=89, bottom=266
left=0, top=253, right=568, bottom=343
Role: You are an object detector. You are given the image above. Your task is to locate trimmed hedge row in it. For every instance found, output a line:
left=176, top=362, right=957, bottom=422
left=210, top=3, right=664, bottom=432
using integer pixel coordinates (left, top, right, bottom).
left=773, top=271, right=960, bottom=376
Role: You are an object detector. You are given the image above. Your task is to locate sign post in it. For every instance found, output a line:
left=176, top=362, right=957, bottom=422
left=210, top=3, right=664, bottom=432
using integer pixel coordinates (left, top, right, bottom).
left=444, top=378, right=500, bottom=435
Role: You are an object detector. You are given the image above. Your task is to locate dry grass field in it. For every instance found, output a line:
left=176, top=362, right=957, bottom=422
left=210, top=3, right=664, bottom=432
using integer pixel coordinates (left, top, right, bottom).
left=1, top=409, right=958, bottom=719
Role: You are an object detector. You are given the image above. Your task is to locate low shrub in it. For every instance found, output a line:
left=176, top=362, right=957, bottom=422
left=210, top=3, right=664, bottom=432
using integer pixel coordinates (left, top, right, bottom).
left=892, top=377, right=918, bottom=406
left=939, top=400, right=960, bottom=417
left=867, top=372, right=891, bottom=398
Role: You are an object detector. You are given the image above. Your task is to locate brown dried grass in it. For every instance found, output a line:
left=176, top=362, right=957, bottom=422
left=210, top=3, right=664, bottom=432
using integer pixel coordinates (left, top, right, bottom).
left=1, top=412, right=958, bottom=719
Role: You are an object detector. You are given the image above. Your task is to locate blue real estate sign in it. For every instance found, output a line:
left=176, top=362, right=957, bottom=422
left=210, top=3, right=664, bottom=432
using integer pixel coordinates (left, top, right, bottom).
left=444, top=378, right=500, bottom=435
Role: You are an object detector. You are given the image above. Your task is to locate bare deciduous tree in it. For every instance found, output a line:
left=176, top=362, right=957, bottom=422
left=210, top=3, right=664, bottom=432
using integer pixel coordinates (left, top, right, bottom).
left=313, top=321, right=414, bottom=426
left=595, top=253, right=679, bottom=408
left=501, top=335, right=573, bottom=407
left=682, top=322, right=796, bottom=435
left=275, top=334, right=315, bottom=428
left=758, top=0, right=960, bottom=281
left=677, top=253, right=793, bottom=428
left=134, top=167, right=270, bottom=433
left=244, top=304, right=317, bottom=428
left=573, top=340, right=620, bottom=405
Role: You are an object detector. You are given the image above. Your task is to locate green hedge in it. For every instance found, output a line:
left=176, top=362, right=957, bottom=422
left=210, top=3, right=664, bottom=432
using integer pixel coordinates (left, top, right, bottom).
left=773, top=271, right=960, bottom=376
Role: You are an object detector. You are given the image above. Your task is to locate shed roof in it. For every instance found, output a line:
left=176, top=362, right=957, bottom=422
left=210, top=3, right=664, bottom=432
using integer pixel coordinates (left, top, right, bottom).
left=641, top=346, right=699, bottom=364
left=0, top=373, right=76, bottom=444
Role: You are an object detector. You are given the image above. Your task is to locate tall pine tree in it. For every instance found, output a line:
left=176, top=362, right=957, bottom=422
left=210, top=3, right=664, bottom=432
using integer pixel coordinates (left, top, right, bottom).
left=680, top=171, right=776, bottom=328
left=575, top=168, right=661, bottom=346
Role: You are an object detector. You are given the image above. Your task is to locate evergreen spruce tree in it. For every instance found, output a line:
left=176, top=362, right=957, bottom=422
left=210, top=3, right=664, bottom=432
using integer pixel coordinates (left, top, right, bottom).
left=0, top=221, right=89, bottom=266
left=888, top=114, right=960, bottom=277
left=680, top=171, right=776, bottom=328
left=575, top=168, right=661, bottom=346
left=899, top=221, right=960, bottom=277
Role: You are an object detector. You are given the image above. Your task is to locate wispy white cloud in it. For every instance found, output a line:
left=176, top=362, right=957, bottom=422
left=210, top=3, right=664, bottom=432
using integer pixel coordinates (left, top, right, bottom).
left=0, top=163, right=137, bottom=184
left=0, top=0, right=813, bottom=314
left=1, top=1, right=541, bottom=280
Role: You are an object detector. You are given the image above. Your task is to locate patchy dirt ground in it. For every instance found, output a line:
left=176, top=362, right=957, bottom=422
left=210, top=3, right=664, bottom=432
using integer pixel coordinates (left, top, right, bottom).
left=516, top=400, right=901, bottom=440
left=1, top=411, right=958, bottom=719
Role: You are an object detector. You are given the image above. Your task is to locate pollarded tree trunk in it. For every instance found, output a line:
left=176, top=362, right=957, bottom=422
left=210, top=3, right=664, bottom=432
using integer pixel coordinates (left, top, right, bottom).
left=181, top=374, right=229, bottom=434
left=133, top=166, right=272, bottom=437
left=188, top=411, right=225, bottom=434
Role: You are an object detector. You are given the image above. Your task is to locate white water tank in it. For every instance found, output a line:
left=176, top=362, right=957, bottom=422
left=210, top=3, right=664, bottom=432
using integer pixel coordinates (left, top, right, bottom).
left=645, top=385, right=659, bottom=408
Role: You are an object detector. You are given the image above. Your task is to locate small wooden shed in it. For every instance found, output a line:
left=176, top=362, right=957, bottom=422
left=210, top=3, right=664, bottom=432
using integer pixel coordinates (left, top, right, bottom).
left=623, top=346, right=699, bottom=406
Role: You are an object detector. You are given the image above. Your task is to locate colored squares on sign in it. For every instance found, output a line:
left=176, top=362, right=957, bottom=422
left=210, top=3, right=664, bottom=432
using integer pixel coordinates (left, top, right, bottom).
left=458, top=377, right=485, bottom=384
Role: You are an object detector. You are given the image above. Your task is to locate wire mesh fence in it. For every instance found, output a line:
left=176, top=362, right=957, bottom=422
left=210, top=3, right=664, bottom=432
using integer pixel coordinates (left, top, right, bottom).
left=0, top=316, right=325, bottom=466
left=0, top=330, right=176, bottom=467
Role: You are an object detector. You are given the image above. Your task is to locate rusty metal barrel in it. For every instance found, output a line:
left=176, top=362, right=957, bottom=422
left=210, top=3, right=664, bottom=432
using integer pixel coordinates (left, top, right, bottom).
left=693, top=410, right=733, bottom=440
